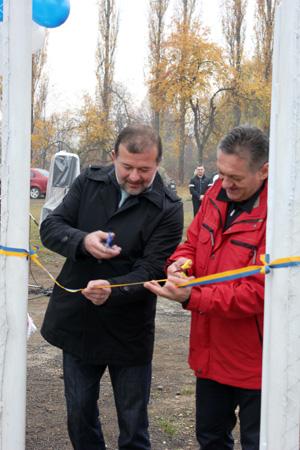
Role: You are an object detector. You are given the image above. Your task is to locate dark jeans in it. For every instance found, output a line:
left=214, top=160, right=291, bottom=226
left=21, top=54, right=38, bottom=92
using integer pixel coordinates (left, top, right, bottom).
left=63, top=351, right=152, bottom=450
left=196, top=378, right=261, bottom=450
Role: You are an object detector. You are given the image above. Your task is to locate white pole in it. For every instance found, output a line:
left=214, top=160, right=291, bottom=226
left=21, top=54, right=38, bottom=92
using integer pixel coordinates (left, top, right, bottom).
left=0, top=0, right=32, bottom=448
left=260, top=1, right=300, bottom=449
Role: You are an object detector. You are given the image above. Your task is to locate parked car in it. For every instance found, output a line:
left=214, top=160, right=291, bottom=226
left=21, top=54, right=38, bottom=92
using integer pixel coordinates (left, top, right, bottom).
left=30, top=168, right=49, bottom=199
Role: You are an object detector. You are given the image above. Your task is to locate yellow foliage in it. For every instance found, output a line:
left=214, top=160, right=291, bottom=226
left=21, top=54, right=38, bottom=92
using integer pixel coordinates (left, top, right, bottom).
left=31, top=118, right=56, bottom=166
left=77, top=95, right=115, bottom=161
left=239, top=58, right=272, bottom=131
left=149, top=23, right=225, bottom=113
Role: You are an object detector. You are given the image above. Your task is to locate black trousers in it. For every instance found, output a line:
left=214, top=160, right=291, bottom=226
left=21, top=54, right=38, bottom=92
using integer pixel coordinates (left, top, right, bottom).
left=192, top=198, right=201, bottom=216
left=63, top=352, right=152, bottom=450
left=196, top=378, right=261, bottom=450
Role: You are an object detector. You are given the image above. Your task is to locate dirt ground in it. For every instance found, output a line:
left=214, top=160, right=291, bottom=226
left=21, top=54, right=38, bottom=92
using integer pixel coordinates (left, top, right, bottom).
left=26, top=199, right=241, bottom=450
left=26, top=288, right=242, bottom=450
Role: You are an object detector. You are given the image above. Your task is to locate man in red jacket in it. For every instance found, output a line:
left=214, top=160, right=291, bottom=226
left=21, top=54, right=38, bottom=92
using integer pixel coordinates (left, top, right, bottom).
left=145, top=125, right=269, bottom=450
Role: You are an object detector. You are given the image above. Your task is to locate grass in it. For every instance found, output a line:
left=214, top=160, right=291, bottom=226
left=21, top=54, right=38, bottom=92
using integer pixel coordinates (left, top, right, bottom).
left=180, top=386, right=195, bottom=396
left=157, top=417, right=177, bottom=437
left=29, top=199, right=43, bottom=246
left=29, top=199, right=62, bottom=265
left=177, top=186, right=194, bottom=239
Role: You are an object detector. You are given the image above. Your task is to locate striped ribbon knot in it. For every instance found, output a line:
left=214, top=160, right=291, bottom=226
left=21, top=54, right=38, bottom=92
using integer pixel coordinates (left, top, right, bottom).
left=0, top=245, right=37, bottom=258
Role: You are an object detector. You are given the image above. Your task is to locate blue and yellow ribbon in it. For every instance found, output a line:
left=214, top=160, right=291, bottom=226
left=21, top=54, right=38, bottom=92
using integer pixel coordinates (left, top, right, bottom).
left=0, top=245, right=36, bottom=258
left=1, top=244, right=300, bottom=293
left=178, top=255, right=300, bottom=288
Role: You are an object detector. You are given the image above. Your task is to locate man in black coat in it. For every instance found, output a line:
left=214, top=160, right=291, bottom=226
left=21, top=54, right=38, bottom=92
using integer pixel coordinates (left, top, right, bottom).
left=40, top=125, right=183, bottom=450
left=189, top=165, right=210, bottom=216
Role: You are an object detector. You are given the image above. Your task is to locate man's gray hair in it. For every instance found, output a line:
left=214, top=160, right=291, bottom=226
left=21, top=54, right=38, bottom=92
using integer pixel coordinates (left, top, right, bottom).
left=218, top=125, right=269, bottom=171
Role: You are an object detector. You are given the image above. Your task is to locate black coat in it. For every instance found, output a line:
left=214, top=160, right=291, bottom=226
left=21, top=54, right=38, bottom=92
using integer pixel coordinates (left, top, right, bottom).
left=189, top=174, right=209, bottom=215
left=40, top=165, right=183, bottom=366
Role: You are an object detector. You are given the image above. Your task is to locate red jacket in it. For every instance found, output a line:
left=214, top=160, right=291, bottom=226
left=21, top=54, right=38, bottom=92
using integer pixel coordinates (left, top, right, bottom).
left=171, top=179, right=267, bottom=389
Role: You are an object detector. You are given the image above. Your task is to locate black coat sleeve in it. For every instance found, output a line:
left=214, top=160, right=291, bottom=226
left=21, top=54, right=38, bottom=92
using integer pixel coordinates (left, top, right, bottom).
left=40, top=172, right=88, bottom=262
left=189, top=176, right=199, bottom=200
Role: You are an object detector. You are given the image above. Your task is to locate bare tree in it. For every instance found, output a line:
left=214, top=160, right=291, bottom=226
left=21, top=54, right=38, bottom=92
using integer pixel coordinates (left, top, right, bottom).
left=31, top=33, right=49, bottom=135
left=190, top=87, right=232, bottom=164
left=31, top=34, right=51, bottom=166
left=96, top=0, right=118, bottom=115
left=148, top=0, right=169, bottom=134
left=222, top=0, right=247, bottom=126
left=255, top=0, right=278, bottom=82
left=96, top=0, right=118, bottom=158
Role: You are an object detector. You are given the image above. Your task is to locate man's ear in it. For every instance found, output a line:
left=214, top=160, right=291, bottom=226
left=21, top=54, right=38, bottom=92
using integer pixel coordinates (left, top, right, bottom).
left=111, top=150, right=116, bottom=162
left=260, top=162, right=269, bottom=180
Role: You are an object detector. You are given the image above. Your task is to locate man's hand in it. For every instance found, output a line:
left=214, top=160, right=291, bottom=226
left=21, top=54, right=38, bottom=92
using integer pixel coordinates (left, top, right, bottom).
left=144, top=258, right=194, bottom=303
left=83, top=231, right=121, bottom=259
left=82, top=279, right=111, bottom=305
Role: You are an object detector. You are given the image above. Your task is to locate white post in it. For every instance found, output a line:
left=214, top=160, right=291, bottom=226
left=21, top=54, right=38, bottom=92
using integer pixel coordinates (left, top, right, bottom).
left=0, top=0, right=32, bottom=448
left=260, top=1, right=300, bottom=449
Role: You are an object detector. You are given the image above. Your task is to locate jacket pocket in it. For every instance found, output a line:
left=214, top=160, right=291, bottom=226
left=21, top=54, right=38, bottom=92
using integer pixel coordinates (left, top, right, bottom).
left=230, top=239, right=258, bottom=264
left=202, top=223, right=215, bottom=248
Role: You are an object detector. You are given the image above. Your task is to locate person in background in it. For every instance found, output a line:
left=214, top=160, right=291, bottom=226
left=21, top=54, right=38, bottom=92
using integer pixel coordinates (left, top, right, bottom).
left=189, top=165, right=210, bottom=216
left=145, top=125, right=269, bottom=450
left=40, top=124, right=183, bottom=450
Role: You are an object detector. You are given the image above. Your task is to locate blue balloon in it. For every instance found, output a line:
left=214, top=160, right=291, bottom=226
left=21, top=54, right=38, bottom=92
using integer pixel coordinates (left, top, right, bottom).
left=32, top=0, right=70, bottom=28
left=0, top=0, right=3, bottom=22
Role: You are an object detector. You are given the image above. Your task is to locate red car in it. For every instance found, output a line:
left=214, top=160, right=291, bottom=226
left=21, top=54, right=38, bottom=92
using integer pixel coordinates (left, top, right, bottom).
left=30, top=168, right=49, bottom=199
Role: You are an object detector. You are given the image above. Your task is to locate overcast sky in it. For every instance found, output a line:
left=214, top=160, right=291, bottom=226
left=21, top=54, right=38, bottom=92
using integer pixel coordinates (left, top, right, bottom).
left=46, top=0, right=254, bottom=115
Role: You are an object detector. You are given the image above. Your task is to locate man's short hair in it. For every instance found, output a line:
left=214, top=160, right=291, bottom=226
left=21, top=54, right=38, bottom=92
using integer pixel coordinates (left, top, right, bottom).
left=114, top=125, right=162, bottom=162
left=218, top=125, right=269, bottom=171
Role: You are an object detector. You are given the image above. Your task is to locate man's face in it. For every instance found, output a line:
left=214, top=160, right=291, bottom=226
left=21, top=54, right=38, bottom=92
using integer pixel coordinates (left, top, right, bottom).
left=112, top=143, right=159, bottom=195
left=217, top=149, right=268, bottom=202
left=196, top=166, right=205, bottom=177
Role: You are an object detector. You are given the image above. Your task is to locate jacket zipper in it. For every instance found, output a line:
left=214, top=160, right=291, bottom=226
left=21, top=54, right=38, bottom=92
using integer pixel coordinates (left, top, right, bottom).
left=209, top=198, right=223, bottom=229
left=230, top=239, right=257, bottom=264
left=203, top=223, right=215, bottom=248
left=231, top=239, right=263, bottom=345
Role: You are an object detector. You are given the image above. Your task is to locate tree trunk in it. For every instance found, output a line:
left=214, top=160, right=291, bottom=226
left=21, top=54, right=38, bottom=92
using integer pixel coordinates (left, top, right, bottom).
left=178, top=100, right=186, bottom=184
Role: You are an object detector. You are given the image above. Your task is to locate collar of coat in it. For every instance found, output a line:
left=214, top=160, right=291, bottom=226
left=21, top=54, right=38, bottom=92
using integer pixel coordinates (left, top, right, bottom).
left=86, top=164, right=180, bottom=209
left=217, top=180, right=266, bottom=214
left=204, top=178, right=268, bottom=234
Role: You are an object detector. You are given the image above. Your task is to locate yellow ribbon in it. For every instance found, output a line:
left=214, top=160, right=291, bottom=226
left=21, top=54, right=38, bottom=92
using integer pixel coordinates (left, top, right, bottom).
left=1, top=245, right=300, bottom=293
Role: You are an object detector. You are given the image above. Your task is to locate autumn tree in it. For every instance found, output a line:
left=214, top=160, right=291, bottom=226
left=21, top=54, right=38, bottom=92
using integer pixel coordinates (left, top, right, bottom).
left=31, top=115, right=57, bottom=168
left=95, top=0, right=118, bottom=159
left=149, top=0, right=197, bottom=184
left=148, top=0, right=169, bottom=134
left=230, top=0, right=278, bottom=132
left=75, top=95, right=114, bottom=166
left=151, top=19, right=224, bottom=181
